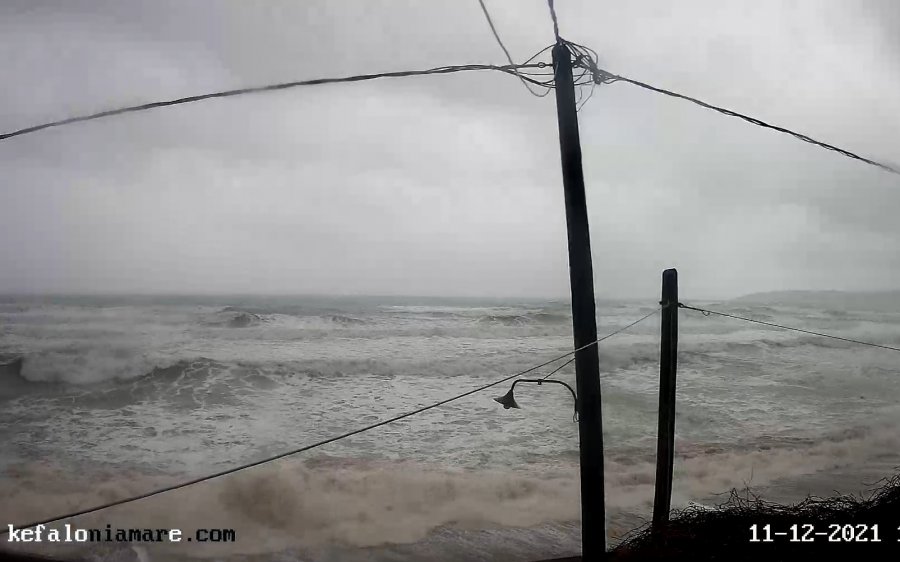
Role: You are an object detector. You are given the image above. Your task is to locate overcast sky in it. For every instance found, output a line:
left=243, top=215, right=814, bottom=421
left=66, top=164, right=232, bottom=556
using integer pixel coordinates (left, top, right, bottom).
left=1, top=0, right=898, bottom=300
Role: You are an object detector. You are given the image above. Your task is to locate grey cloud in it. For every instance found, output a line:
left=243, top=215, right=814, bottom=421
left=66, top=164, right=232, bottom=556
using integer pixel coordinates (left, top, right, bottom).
left=0, top=0, right=897, bottom=299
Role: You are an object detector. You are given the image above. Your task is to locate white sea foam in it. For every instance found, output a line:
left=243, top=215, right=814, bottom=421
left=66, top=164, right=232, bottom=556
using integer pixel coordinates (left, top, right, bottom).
left=3, top=419, right=898, bottom=560
left=1, top=295, right=898, bottom=560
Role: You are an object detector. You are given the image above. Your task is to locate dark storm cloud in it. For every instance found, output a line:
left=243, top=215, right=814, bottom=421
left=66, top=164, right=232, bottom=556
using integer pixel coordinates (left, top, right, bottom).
left=0, top=0, right=897, bottom=298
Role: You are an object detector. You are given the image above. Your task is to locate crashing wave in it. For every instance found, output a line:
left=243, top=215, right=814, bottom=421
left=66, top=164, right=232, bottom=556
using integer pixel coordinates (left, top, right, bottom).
left=527, top=312, right=569, bottom=323
left=228, top=312, right=262, bottom=328
left=326, top=315, right=368, bottom=326
left=201, top=308, right=266, bottom=328
left=475, top=311, right=570, bottom=326
left=0, top=355, right=24, bottom=378
left=477, top=314, right=534, bottom=326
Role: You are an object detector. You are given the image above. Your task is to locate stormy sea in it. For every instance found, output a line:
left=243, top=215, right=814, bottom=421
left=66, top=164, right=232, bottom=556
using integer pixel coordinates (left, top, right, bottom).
left=1, top=292, right=899, bottom=561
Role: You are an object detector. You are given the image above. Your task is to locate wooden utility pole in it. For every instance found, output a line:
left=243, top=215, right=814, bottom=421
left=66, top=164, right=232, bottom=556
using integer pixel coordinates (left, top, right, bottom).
left=652, top=268, right=679, bottom=530
left=552, top=42, right=606, bottom=559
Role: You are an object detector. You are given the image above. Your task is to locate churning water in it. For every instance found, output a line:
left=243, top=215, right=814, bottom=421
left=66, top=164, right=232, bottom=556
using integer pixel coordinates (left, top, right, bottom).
left=2, top=293, right=899, bottom=560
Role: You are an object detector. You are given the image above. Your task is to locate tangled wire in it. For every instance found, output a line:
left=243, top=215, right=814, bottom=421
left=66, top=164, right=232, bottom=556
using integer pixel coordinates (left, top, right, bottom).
left=503, top=39, right=619, bottom=110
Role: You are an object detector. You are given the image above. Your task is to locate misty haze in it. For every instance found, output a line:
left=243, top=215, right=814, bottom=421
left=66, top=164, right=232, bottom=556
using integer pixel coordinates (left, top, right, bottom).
left=1, top=1, right=899, bottom=561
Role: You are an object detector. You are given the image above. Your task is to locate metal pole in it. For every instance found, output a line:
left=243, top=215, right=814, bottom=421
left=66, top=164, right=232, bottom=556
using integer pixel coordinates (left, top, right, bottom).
left=552, top=42, right=606, bottom=559
left=652, top=268, right=679, bottom=530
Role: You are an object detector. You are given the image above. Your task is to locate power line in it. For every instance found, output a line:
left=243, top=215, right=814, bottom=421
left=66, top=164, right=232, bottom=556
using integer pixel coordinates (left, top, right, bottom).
left=567, top=46, right=900, bottom=176
left=540, top=356, right=575, bottom=380
left=547, top=0, right=561, bottom=43
left=0, top=62, right=545, bottom=143
left=679, top=302, right=900, bottom=353
left=475, top=0, right=552, bottom=97
left=2, top=309, right=658, bottom=533
left=541, top=306, right=661, bottom=380
left=4, top=36, right=893, bottom=178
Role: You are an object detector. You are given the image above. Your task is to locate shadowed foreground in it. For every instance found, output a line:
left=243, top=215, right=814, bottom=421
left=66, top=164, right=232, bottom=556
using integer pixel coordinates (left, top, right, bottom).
left=3, top=476, right=899, bottom=562
left=608, top=474, right=900, bottom=561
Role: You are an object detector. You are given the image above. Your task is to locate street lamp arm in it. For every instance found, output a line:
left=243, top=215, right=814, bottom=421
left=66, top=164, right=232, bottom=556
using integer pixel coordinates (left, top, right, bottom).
left=507, top=378, right=579, bottom=420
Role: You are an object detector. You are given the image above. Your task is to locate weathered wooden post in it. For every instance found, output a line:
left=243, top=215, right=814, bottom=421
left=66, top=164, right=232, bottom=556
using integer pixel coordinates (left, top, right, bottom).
left=652, top=268, right=679, bottom=530
left=552, top=41, right=607, bottom=559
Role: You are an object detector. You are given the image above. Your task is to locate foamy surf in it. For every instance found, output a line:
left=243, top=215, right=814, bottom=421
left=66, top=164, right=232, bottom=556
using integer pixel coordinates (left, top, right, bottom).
left=4, top=418, right=900, bottom=560
left=1, top=294, right=898, bottom=559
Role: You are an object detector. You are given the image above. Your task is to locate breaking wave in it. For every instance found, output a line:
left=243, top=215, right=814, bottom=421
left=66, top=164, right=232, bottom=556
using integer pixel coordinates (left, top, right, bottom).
left=11, top=345, right=164, bottom=385
left=202, top=308, right=267, bottom=328
left=202, top=308, right=371, bottom=330
left=3, top=420, right=899, bottom=560
left=475, top=312, right=570, bottom=326
left=326, top=314, right=369, bottom=326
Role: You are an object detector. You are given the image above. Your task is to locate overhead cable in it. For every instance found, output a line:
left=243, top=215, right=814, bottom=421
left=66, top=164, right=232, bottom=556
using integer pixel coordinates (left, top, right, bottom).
left=476, top=0, right=552, bottom=97
left=541, top=306, right=661, bottom=380
left=0, top=62, right=545, bottom=142
left=679, top=302, right=900, bottom=352
left=566, top=42, right=900, bottom=176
